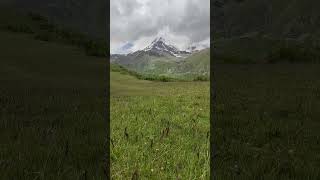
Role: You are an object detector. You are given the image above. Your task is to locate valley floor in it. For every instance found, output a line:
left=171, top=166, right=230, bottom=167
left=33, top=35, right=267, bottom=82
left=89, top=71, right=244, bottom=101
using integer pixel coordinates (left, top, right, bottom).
left=213, top=64, right=320, bottom=179
left=111, top=63, right=320, bottom=179
left=110, top=72, right=210, bottom=179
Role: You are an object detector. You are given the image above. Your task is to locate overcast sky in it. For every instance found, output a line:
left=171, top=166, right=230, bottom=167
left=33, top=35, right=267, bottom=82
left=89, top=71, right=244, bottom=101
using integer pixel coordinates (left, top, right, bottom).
left=110, top=0, right=210, bottom=54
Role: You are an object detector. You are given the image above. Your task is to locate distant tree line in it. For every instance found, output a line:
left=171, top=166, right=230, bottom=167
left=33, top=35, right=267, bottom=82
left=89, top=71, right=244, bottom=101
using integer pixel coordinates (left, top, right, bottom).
left=111, top=64, right=210, bottom=82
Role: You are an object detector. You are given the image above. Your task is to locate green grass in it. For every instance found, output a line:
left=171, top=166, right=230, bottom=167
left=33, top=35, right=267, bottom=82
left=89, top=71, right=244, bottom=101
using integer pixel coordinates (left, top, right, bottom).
left=214, top=0, right=320, bottom=39
left=0, top=8, right=106, bottom=57
left=0, top=28, right=210, bottom=179
left=173, top=48, right=210, bottom=80
left=0, top=30, right=107, bottom=179
left=213, top=34, right=320, bottom=64
left=111, top=63, right=208, bottom=82
left=179, top=48, right=210, bottom=74
left=213, top=35, right=280, bottom=64
left=111, top=49, right=210, bottom=81
left=213, top=64, right=320, bottom=179
left=110, top=71, right=210, bottom=179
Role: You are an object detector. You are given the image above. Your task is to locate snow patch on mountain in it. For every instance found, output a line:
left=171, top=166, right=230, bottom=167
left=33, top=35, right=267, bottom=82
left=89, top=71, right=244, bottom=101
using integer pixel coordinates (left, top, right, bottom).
left=142, top=37, right=189, bottom=57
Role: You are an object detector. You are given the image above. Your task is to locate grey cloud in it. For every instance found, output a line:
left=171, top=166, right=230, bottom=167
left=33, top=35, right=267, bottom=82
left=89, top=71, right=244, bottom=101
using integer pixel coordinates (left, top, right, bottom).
left=110, top=0, right=210, bottom=53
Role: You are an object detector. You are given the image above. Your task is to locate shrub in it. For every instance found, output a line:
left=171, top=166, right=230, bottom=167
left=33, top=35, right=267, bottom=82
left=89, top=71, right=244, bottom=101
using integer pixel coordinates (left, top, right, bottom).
left=193, top=75, right=209, bottom=81
left=213, top=53, right=255, bottom=64
left=84, top=40, right=107, bottom=57
left=5, top=24, right=34, bottom=34
left=137, top=74, right=175, bottom=82
left=34, top=32, right=55, bottom=42
left=158, top=76, right=172, bottom=82
left=28, top=12, right=48, bottom=22
left=54, top=29, right=87, bottom=46
left=267, top=45, right=320, bottom=63
left=38, top=22, right=55, bottom=32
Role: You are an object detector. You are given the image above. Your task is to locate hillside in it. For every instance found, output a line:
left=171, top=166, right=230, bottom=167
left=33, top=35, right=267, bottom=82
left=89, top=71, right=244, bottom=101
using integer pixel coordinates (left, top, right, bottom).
left=177, top=48, right=210, bottom=76
left=2, top=0, right=106, bottom=39
left=0, top=31, right=106, bottom=88
left=111, top=38, right=210, bottom=80
left=0, top=7, right=106, bottom=57
left=213, top=0, right=320, bottom=63
left=0, top=25, right=107, bottom=178
left=214, top=0, right=320, bottom=38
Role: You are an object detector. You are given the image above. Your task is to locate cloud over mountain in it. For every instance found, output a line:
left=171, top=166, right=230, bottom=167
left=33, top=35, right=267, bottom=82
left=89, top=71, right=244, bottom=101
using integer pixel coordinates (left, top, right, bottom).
left=110, top=0, right=210, bottom=53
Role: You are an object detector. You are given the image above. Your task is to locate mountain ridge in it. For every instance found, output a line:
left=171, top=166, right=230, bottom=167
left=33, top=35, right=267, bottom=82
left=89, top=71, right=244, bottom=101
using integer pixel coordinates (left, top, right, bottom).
left=140, top=37, right=190, bottom=57
left=110, top=37, right=210, bottom=80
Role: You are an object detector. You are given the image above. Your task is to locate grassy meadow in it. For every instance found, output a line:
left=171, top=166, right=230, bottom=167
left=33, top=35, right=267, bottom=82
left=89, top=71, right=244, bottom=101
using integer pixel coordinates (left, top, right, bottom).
left=110, top=71, right=210, bottom=179
left=0, top=30, right=108, bottom=179
left=213, top=64, right=320, bottom=179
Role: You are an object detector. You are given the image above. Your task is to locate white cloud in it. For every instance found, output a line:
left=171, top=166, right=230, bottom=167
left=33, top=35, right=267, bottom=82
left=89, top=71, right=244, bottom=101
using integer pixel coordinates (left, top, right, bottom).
left=110, top=0, right=210, bottom=54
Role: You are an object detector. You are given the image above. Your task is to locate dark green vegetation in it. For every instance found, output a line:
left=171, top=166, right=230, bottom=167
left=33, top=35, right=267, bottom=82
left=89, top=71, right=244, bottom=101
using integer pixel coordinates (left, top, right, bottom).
left=213, top=64, right=320, bottom=179
left=213, top=35, right=320, bottom=64
left=2, top=0, right=106, bottom=39
left=111, top=48, right=210, bottom=81
left=214, top=0, right=320, bottom=38
left=0, top=28, right=107, bottom=179
left=267, top=42, right=320, bottom=63
left=213, top=2, right=320, bottom=178
left=110, top=69, right=210, bottom=179
left=111, top=64, right=177, bottom=82
left=0, top=8, right=106, bottom=57
left=111, top=63, right=208, bottom=82
left=213, top=0, right=320, bottom=63
left=175, top=48, right=210, bottom=77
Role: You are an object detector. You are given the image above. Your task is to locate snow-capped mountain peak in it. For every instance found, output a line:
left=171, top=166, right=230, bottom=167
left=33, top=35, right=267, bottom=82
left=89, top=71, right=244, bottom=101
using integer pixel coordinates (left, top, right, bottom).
left=143, top=37, right=189, bottom=57
left=152, top=37, right=166, bottom=44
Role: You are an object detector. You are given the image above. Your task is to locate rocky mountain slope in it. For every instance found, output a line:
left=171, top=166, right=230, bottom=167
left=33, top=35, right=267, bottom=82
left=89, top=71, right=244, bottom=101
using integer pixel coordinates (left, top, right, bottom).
left=142, top=37, right=190, bottom=57
left=111, top=37, right=210, bottom=79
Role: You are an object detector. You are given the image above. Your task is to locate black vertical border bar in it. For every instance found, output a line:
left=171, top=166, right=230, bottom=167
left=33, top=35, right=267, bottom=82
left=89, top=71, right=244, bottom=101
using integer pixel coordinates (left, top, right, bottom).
left=105, top=0, right=111, bottom=178
left=210, top=0, right=216, bottom=179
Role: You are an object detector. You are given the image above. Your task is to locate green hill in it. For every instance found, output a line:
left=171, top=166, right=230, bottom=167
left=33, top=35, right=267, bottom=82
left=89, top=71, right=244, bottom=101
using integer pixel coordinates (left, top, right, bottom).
left=214, top=0, right=320, bottom=38
left=0, top=28, right=107, bottom=178
left=0, top=31, right=106, bottom=88
left=177, top=48, right=210, bottom=76
left=2, top=0, right=106, bottom=39
left=0, top=6, right=106, bottom=57
left=111, top=48, right=210, bottom=80
left=213, top=0, right=320, bottom=63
